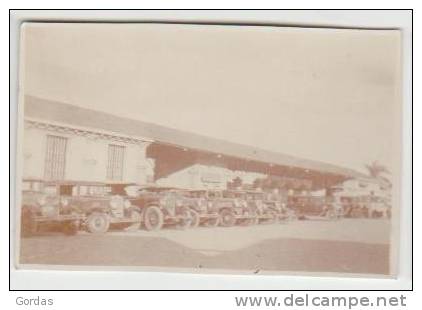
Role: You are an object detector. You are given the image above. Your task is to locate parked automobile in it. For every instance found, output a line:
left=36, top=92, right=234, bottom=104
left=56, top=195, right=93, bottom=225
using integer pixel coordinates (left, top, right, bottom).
left=52, top=181, right=142, bottom=234
left=204, top=190, right=255, bottom=227
left=132, top=186, right=195, bottom=231
left=335, top=195, right=390, bottom=219
left=336, top=196, right=354, bottom=217
left=325, top=195, right=345, bottom=219
left=20, top=179, right=84, bottom=237
left=287, top=195, right=340, bottom=220
left=366, top=196, right=391, bottom=219
left=262, top=192, right=297, bottom=221
left=243, top=191, right=278, bottom=224
left=182, top=190, right=220, bottom=227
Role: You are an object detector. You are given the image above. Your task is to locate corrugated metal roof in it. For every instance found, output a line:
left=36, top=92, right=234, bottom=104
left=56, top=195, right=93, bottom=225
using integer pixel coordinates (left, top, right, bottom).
left=23, top=95, right=368, bottom=179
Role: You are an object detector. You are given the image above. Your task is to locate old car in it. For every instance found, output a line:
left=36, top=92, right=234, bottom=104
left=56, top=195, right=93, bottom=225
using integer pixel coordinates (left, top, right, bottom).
left=53, top=181, right=143, bottom=234
left=262, top=192, right=297, bottom=221
left=131, top=186, right=195, bottom=231
left=325, top=195, right=345, bottom=219
left=366, top=196, right=391, bottom=219
left=202, top=190, right=255, bottom=227
left=20, top=179, right=84, bottom=237
left=341, top=196, right=370, bottom=218
left=181, top=190, right=220, bottom=227
left=242, top=191, right=279, bottom=224
left=287, top=195, right=340, bottom=220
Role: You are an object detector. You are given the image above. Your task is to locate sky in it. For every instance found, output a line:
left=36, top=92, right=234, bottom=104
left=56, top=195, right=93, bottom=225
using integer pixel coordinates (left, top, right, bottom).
left=21, top=23, right=401, bottom=173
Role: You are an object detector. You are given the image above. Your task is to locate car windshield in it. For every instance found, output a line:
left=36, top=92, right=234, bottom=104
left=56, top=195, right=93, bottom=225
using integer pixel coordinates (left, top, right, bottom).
left=22, top=181, right=43, bottom=192
left=159, top=191, right=182, bottom=199
left=143, top=187, right=176, bottom=194
left=77, top=185, right=110, bottom=196
left=43, top=185, right=58, bottom=195
left=248, top=193, right=263, bottom=200
left=124, top=185, right=142, bottom=197
left=207, top=191, right=221, bottom=199
left=188, top=191, right=206, bottom=198
left=223, top=191, right=243, bottom=199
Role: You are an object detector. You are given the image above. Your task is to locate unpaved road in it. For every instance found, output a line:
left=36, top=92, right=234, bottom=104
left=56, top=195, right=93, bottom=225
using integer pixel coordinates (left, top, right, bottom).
left=19, top=219, right=390, bottom=275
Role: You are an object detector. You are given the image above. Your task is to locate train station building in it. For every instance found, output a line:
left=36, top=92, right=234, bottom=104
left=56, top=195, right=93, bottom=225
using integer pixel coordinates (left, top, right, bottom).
left=23, top=95, right=380, bottom=196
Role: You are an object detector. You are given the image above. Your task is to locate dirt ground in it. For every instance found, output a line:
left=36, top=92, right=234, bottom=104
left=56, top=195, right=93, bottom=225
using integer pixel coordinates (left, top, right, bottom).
left=19, top=218, right=390, bottom=275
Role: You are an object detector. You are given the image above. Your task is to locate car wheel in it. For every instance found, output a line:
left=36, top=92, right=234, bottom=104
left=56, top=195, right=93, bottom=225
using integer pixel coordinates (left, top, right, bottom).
left=86, top=213, right=110, bottom=234
left=189, top=210, right=200, bottom=228
left=287, top=211, right=298, bottom=221
left=144, top=206, right=164, bottom=231
left=265, top=211, right=278, bottom=224
left=219, top=209, right=236, bottom=227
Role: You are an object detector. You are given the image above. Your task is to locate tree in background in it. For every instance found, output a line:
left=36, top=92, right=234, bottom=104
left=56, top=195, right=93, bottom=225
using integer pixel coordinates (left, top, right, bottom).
left=365, top=161, right=390, bottom=178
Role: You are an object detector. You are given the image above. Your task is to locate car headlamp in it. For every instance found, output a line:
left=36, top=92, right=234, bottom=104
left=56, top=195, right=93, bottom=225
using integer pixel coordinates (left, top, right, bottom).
left=110, top=195, right=124, bottom=209
left=124, top=199, right=132, bottom=209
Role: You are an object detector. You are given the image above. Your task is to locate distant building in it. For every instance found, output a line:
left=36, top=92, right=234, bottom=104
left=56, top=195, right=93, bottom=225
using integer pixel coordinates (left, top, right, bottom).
left=331, top=177, right=392, bottom=201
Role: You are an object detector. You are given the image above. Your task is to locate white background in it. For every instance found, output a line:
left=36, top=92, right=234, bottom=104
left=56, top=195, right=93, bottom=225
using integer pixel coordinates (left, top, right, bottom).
left=3, top=4, right=417, bottom=310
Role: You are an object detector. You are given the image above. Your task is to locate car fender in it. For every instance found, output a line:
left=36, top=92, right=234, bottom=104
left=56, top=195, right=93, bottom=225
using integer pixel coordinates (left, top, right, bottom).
left=85, top=207, right=108, bottom=216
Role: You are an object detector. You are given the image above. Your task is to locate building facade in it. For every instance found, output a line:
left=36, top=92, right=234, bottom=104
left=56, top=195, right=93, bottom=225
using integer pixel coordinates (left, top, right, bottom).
left=156, top=163, right=266, bottom=190
left=331, top=178, right=392, bottom=200
left=22, top=96, right=376, bottom=194
left=23, top=118, right=155, bottom=184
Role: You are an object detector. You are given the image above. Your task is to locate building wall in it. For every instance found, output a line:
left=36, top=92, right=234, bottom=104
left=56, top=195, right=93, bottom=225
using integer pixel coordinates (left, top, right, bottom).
left=333, top=178, right=391, bottom=199
left=156, top=163, right=266, bottom=190
left=23, top=125, right=45, bottom=178
left=22, top=121, right=154, bottom=184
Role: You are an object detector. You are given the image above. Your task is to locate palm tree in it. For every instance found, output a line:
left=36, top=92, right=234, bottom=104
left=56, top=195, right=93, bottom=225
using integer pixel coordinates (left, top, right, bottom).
left=365, top=161, right=390, bottom=178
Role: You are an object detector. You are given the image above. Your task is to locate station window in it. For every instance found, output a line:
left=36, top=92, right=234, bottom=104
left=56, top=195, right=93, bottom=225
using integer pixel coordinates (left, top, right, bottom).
left=107, top=144, right=125, bottom=181
left=44, top=135, right=67, bottom=180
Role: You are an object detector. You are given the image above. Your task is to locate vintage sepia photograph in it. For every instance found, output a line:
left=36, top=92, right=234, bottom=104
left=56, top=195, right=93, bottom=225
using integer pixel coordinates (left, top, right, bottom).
left=15, top=22, right=402, bottom=277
